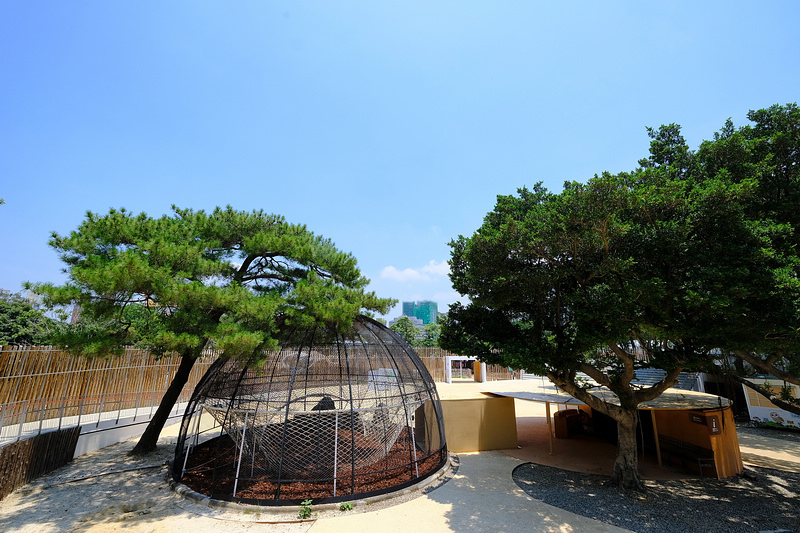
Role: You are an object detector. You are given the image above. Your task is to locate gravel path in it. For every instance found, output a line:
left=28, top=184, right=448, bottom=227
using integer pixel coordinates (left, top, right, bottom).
left=513, top=462, right=799, bottom=533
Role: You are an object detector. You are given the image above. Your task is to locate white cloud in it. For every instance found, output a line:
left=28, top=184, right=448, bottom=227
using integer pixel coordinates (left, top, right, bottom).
left=380, top=260, right=449, bottom=282
left=380, top=266, right=422, bottom=282
left=420, top=259, right=450, bottom=277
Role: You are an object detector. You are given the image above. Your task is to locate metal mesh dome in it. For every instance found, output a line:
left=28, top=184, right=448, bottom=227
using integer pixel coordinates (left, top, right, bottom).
left=172, top=315, right=447, bottom=505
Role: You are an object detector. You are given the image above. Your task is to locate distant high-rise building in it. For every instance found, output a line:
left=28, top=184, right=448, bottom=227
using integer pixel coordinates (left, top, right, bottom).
left=401, top=300, right=438, bottom=325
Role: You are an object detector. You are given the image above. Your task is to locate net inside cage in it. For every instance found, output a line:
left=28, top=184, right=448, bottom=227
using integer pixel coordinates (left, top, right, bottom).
left=172, top=315, right=448, bottom=505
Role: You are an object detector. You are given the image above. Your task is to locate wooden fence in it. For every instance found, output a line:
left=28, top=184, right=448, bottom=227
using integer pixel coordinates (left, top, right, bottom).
left=0, top=345, right=216, bottom=445
left=1, top=345, right=515, bottom=444
left=415, top=347, right=522, bottom=382
left=0, top=426, right=80, bottom=500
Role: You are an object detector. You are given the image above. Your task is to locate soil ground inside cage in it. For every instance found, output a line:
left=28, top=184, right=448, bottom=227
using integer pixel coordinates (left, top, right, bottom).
left=178, top=427, right=444, bottom=503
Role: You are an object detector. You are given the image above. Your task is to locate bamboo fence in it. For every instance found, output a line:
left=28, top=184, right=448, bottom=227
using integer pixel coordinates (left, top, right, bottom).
left=0, top=345, right=216, bottom=446
left=0, top=345, right=516, bottom=447
left=415, top=347, right=522, bottom=382
left=0, top=426, right=81, bottom=500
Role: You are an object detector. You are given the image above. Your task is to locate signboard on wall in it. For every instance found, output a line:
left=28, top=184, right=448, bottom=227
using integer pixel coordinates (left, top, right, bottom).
left=689, top=412, right=722, bottom=435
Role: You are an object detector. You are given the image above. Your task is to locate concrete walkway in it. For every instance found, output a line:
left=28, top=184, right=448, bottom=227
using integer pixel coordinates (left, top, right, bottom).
left=2, top=386, right=798, bottom=532
left=738, top=431, right=800, bottom=473
left=0, top=439, right=630, bottom=533
left=309, top=451, right=629, bottom=533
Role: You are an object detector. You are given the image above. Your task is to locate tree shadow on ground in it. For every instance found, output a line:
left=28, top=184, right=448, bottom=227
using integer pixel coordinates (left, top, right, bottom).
left=425, top=452, right=628, bottom=533
left=513, top=462, right=800, bottom=533
left=0, top=436, right=314, bottom=532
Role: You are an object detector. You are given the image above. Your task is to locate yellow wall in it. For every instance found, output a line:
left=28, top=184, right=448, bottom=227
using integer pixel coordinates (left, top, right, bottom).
left=440, top=397, right=518, bottom=452
left=652, top=406, right=742, bottom=478
left=709, top=407, right=743, bottom=478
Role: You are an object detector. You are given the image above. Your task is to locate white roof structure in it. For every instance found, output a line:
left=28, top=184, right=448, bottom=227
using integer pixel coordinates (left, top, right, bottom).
left=480, top=379, right=731, bottom=410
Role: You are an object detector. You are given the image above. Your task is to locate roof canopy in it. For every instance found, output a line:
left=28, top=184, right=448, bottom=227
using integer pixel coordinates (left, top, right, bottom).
left=480, top=379, right=731, bottom=410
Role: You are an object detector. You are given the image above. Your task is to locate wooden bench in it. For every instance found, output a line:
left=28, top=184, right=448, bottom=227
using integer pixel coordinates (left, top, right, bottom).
left=657, top=435, right=716, bottom=477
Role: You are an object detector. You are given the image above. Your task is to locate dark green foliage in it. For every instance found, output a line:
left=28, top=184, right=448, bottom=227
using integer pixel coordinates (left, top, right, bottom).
left=390, top=315, right=420, bottom=345
left=419, top=321, right=441, bottom=347
left=442, top=103, right=800, bottom=487
left=31, top=206, right=392, bottom=356
left=693, top=104, right=800, bottom=412
left=0, top=293, right=53, bottom=345
left=389, top=316, right=441, bottom=347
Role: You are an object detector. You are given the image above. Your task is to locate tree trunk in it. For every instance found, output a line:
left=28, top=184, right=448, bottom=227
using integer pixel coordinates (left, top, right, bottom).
left=609, top=408, right=644, bottom=490
left=130, top=354, right=197, bottom=455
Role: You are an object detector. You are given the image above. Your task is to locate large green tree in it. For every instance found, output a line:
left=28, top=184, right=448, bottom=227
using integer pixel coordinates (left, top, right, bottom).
left=419, top=321, right=441, bottom=347
left=0, top=292, right=54, bottom=345
left=692, top=104, right=800, bottom=415
left=389, top=315, right=420, bottom=345
left=442, top=118, right=782, bottom=488
left=30, top=206, right=393, bottom=454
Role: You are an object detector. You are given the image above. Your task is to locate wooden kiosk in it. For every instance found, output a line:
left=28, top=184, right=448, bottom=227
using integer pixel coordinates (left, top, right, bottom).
left=483, top=380, right=743, bottom=479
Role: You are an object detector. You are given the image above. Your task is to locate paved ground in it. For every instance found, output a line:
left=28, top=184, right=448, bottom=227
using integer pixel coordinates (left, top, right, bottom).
left=309, top=451, right=629, bottom=533
left=2, top=390, right=798, bottom=533
left=0, top=438, right=628, bottom=533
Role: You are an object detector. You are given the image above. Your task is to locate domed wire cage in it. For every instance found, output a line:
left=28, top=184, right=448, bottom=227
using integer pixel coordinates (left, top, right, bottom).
left=172, top=315, right=448, bottom=505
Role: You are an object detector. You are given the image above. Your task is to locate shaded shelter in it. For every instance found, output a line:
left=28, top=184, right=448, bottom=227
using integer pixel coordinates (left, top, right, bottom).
left=483, top=379, right=743, bottom=478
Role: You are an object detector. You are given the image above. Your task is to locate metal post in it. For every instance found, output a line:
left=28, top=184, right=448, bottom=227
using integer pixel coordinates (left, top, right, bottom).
left=17, top=402, right=27, bottom=442
left=410, top=413, right=419, bottom=478
left=116, top=350, right=132, bottom=424
left=77, top=356, right=97, bottom=428
left=251, top=424, right=258, bottom=477
left=233, top=412, right=248, bottom=498
left=133, top=351, right=146, bottom=421
left=180, top=436, right=193, bottom=479
left=333, top=411, right=339, bottom=496
left=150, top=355, right=169, bottom=417
left=57, top=354, right=76, bottom=430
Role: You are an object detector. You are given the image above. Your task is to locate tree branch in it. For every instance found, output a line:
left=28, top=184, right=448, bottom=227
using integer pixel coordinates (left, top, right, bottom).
left=734, top=350, right=800, bottom=388
left=547, top=370, right=625, bottom=419
left=608, top=342, right=636, bottom=384
left=633, top=366, right=682, bottom=403
left=730, top=374, right=800, bottom=417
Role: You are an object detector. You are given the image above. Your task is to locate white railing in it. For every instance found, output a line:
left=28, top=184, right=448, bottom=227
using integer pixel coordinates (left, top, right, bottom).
left=0, top=346, right=215, bottom=448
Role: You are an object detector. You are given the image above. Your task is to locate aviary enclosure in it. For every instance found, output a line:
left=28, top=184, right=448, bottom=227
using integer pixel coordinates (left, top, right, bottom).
left=172, top=315, right=448, bottom=505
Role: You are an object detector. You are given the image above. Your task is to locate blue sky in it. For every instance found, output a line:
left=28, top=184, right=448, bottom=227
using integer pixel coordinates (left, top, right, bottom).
left=1, top=1, right=798, bottom=320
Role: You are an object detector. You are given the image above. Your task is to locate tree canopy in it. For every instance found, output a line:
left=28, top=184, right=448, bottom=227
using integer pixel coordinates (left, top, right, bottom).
left=419, top=321, right=441, bottom=347
left=0, top=292, right=54, bottom=345
left=693, top=104, right=800, bottom=415
left=389, top=316, right=441, bottom=347
left=389, top=315, right=420, bottom=345
left=442, top=103, right=800, bottom=488
left=30, top=206, right=394, bottom=453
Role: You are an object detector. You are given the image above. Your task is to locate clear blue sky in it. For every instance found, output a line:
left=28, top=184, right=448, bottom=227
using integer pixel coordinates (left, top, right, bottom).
left=1, top=1, right=798, bottom=320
